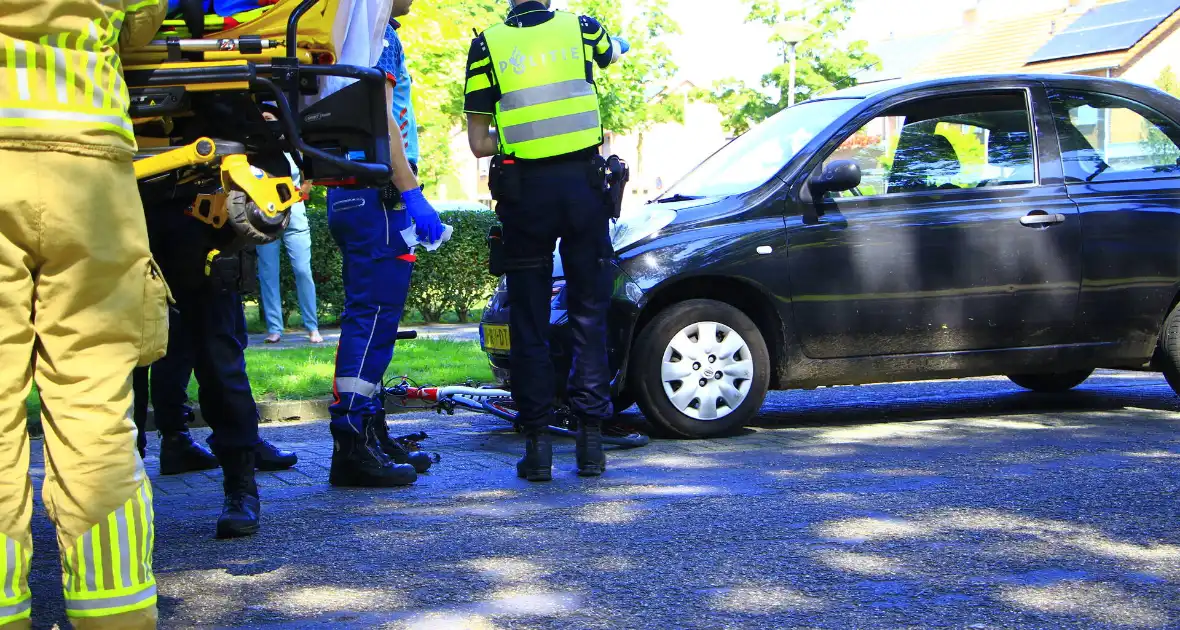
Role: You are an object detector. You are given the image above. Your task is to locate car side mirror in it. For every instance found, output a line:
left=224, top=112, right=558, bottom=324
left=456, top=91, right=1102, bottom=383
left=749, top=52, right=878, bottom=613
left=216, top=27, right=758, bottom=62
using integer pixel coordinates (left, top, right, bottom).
left=808, top=160, right=862, bottom=197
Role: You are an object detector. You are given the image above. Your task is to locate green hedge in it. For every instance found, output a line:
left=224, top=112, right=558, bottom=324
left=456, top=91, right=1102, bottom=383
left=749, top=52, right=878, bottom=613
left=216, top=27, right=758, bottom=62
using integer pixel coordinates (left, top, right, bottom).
left=246, top=190, right=501, bottom=325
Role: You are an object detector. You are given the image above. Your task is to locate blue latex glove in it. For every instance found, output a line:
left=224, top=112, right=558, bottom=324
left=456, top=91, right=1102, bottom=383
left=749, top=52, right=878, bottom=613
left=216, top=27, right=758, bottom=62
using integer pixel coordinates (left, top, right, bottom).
left=613, top=36, right=631, bottom=55
left=401, top=187, right=444, bottom=244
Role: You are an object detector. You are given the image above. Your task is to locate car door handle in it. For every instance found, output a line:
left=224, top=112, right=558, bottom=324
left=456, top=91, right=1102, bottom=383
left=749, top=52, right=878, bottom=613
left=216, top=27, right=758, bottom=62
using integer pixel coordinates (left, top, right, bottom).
left=1019, top=212, right=1066, bottom=227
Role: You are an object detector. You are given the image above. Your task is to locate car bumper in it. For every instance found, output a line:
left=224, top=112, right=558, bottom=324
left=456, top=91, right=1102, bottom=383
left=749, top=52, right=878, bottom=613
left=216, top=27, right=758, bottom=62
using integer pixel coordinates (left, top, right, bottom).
left=479, top=266, right=642, bottom=396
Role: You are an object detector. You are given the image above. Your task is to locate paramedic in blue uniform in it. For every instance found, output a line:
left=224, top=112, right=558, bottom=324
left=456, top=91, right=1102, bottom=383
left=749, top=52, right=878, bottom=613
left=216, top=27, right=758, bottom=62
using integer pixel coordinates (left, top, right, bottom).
left=464, top=0, right=629, bottom=482
left=324, top=0, right=445, bottom=488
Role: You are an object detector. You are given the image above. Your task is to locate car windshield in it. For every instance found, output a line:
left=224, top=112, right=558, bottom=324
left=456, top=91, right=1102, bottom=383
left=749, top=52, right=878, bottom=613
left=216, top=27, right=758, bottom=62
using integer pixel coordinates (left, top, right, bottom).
left=658, top=98, right=862, bottom=200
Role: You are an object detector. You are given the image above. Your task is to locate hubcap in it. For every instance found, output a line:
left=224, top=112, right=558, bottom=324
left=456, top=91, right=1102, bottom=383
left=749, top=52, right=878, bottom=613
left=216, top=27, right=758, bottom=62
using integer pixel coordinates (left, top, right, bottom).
left=660, top=321, right=753, bottom=421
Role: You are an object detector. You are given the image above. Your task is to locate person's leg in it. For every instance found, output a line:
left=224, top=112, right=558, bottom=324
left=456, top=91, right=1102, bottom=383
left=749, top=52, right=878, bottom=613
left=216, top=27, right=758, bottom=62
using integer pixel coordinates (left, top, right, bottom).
left=148, top=288, right=218, bottom=475
left=0, top=150, right=40, bottom=630
left=325, top=188, right=416, bottom=487
left=131, top=368, right=149, bottom=460
left=255, top=240, right=284, bottom=341
left=558, top=165, right=615, bottom=476
left=29, top=150, right=159, bottom=628
left=189, top=277, right=263, bottom=538
left=499, top=167, right=562, bottom=482
left=284, top=227, right=321, bottom=339
left=202, top=292, right=298, bottom=471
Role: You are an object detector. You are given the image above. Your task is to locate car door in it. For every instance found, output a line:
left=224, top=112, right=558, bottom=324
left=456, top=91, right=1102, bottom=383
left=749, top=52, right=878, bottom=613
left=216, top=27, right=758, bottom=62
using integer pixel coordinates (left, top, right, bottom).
left=785, top=87, right=1083, bottom=359
left=1044, top=86, right=1180, bottom=355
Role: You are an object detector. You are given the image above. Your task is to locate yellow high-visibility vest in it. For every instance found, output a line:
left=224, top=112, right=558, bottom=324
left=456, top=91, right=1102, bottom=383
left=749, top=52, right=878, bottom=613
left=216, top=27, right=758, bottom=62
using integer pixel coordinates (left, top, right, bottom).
left=0, top=0, right=166, bottom=159
left=483, top=11, right=603, bottom=160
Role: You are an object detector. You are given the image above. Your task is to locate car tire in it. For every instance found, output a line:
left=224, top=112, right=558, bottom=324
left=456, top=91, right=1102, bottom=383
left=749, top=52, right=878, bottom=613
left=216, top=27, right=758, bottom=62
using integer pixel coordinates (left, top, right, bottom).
left=1007, top=370, right=1094, bottom=393
left=1158, top=302, right=1180, bottom=395
left=630, top=299, right=770, bottom=439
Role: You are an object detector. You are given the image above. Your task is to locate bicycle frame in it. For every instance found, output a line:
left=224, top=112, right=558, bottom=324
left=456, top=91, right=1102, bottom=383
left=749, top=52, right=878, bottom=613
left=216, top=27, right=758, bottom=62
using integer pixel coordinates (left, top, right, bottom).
left=384, top=381, right=650, bottom=449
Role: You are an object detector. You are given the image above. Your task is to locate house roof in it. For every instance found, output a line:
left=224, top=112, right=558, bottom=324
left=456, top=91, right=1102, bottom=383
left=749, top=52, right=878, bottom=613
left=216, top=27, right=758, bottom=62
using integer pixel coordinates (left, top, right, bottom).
left=855, top=30, right=959, bottom=84
left=1025, top=0, right=1180, bottom=73
left=908, top=7, right=1086, bottom=78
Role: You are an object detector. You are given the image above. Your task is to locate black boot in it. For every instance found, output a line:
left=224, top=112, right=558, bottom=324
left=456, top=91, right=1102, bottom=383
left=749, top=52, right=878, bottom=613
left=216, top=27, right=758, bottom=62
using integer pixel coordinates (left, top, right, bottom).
left=576, top=419, right=606, bottom=477
left=214, top=447, right=260, bottom=539
left=371, top=414, right=433, bottom=474
left=516, top=430, right=553, bottom=482
left=254, top=439, right=298, bottom=471
left=208, top=435, right=299, bottom=471
left=329, top=422, right=418, bottom=488
left=159, top=430, right=220, bottom=475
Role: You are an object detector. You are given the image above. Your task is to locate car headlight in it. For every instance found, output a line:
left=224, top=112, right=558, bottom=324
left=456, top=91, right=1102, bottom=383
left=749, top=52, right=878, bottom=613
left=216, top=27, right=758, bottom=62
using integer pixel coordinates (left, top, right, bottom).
left=611, top=206, right=677, bottom=252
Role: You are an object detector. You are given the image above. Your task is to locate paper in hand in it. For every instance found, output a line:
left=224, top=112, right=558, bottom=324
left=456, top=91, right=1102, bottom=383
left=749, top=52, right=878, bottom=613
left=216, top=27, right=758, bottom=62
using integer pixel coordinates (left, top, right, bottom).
left=400, top=223, right=454, bottom=253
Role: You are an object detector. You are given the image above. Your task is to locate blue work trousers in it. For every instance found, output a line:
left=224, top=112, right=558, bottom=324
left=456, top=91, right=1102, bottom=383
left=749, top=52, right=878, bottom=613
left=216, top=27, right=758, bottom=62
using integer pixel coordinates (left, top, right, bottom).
left=326, top=187, right=414, bottom=432
left=256, top=203, right=319, bottom=335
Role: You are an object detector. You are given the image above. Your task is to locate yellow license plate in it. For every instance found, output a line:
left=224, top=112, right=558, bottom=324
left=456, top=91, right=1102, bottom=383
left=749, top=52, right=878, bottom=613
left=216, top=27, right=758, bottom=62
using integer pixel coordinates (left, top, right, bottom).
left=482, top=324, right=511, bottom=353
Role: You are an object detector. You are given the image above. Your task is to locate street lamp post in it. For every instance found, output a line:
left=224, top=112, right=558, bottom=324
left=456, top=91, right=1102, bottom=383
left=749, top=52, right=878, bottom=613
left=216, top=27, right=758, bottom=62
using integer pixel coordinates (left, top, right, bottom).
left=787, top=42, right=798, bottom=107
left=775, top=21, right=815, bottom=108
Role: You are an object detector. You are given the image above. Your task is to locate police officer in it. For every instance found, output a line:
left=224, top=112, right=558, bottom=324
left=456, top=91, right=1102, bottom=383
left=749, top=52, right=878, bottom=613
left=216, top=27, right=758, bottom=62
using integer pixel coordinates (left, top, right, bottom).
left=464, top=0, right=629, bottom=481
left=1, top=1, right=167, bottom=627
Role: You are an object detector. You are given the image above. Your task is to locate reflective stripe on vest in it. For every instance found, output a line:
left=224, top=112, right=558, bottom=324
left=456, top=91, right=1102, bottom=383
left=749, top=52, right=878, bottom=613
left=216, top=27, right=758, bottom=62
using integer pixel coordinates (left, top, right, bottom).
left=0, top=536, right=32, bottom=626
left=0, top=7, right=137, bottom=142
left=484, top=11, right=603, bottom=160
left=62, top=480, right=157, bottom=619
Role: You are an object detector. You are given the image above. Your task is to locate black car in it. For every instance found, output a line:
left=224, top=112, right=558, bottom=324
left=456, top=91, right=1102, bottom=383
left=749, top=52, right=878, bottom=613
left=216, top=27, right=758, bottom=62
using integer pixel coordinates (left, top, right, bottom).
left=481, top=73, right=1180, bottom=439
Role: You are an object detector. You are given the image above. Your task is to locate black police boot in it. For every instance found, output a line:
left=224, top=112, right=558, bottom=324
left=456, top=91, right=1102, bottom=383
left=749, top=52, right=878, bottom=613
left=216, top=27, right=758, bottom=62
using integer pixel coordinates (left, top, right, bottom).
left=516, top=430, right=553, bottom=482
left=208, top=435, right=298, bottom=471
left=371, top=414, right=434, bottom=474
left=214, top=448, right=260, bottom=539
left=576, top=419, right=606, bottom=477
left=329, top=421, right=418, bottom=488
left=254, top=439, right=298, bottom=471
left=159, top=430, right=220, bottom=476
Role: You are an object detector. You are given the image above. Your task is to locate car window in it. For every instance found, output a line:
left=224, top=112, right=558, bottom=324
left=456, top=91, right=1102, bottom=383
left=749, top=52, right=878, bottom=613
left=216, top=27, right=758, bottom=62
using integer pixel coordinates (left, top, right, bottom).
left=658, top=98, right=861, bottom=200
left=822, top=91, right=1036, bottom=198
left=1047, top=89, right=1180, bottom=183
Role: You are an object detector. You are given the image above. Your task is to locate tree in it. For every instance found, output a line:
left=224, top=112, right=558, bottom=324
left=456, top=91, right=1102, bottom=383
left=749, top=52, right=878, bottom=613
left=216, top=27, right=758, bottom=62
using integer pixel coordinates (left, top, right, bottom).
left=400, top=0, right=681, bottom=192
left=702, top=0, right=878, bottom=135
left=567, top=0, right=681, bottom=136
left=399, top=1, right=502, bottom=190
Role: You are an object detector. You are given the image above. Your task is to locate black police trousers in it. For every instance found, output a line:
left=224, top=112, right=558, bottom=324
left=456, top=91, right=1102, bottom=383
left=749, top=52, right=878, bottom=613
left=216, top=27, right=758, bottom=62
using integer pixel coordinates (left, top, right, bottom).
left=497, top=158, right=614, bottom=430
left=131, top=195, right=261, bottom=451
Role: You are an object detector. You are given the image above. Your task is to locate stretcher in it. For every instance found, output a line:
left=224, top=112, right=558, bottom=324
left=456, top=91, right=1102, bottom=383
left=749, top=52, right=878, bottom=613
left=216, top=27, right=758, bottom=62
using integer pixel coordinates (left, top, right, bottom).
left=126, top=0, right=394, bottom=248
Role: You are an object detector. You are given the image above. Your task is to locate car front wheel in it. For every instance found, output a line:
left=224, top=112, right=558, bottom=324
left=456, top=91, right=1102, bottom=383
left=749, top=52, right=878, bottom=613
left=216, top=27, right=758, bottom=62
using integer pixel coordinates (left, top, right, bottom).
left=631, top=299, right=770, bottom=439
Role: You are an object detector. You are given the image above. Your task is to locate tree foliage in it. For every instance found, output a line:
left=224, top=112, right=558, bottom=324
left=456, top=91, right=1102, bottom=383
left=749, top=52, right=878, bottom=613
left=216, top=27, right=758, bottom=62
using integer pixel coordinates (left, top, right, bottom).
left=701, top=0, right=877, bottom=135
left=397, top=0, right=680, bottom=189
left=568, top=0, right=681, bottom=135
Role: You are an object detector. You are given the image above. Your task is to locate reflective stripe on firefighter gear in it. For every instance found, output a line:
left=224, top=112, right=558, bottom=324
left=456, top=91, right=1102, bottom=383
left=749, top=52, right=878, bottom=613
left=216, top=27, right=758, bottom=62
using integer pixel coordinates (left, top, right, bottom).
left=0, top=536, right=32, bottom=625
left=0, top=1, right=162, bottom=147
left=483, top=11, right=603, bottom=160
left=61, top=481, right=157, bottom=619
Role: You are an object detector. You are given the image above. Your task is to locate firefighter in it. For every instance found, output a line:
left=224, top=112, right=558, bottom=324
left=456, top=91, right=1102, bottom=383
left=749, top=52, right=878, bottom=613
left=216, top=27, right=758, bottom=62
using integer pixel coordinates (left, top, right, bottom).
left=464, top=0, right=629, bottom=481
left=0, top=0, right=169, bottom=627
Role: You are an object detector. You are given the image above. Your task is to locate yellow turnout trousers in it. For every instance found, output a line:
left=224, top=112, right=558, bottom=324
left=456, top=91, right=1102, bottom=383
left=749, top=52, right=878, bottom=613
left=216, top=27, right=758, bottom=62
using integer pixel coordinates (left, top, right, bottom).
left=0, top=147, right=170, bottom=629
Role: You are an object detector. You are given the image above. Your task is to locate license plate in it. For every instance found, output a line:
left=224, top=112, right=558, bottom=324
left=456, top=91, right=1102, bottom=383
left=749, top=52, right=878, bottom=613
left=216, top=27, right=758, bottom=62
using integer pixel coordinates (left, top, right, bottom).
left=482, top=324, right=511, bottom=353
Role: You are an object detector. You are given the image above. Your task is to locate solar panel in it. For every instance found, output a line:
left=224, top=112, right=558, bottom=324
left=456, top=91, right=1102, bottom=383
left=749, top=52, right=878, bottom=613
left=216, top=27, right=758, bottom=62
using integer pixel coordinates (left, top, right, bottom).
left=1027, top=0, right=1180, bottom=64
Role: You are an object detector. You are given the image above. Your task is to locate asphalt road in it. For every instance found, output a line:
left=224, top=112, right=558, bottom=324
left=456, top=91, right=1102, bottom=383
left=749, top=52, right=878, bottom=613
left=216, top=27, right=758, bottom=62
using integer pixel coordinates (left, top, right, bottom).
left=23, top=370, right=1180, bottom=629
